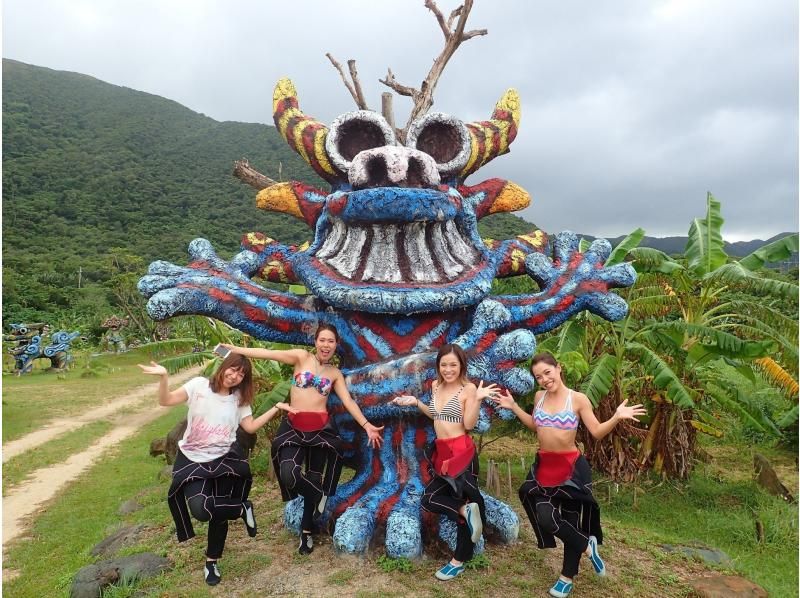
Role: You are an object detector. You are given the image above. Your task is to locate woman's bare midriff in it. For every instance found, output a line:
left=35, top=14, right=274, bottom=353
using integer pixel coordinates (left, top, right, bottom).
left=536, top=427, right=579, bottom=452
left=434, top=419, right=467, bottom=440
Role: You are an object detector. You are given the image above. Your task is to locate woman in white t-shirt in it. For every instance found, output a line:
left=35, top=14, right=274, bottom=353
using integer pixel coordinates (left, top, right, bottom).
left=139, top=353, right=296, bottom=586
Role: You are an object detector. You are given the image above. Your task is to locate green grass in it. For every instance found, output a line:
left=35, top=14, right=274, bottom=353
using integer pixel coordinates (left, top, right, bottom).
left=2, top=349, right=199, bottom=443
left=603, top=468, right=798, bottom=597
left=3, top=368, right=796, bottom=597
left=3, top=406, right=186, bottom=598
left=2, top=419, right=113, bottom=492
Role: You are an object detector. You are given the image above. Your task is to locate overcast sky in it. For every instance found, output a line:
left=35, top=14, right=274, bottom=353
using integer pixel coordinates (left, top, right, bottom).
left=4, top=0, right=798, bottom=240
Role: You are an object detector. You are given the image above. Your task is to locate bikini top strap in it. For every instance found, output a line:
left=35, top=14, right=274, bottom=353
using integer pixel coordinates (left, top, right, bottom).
left=535, top=391, right=547, bottom=410
left=564, top=389, right=573, bottom=411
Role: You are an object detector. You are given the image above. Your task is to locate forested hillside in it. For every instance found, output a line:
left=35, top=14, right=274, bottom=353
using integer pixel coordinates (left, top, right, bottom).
left=2, top=60, right=533, bottom=327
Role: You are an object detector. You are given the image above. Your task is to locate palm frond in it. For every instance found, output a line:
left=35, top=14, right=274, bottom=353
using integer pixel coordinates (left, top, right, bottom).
left=648, top=321, right=776, bottom=359
left=253, top=380, right=293, bottom=414
left=776, top=404, right=798, bottom=429
left=629, top=294, right=678, bottom=319
left=556, top=319, right=586, bottom=356
left=738, top=234, right=799, bottom=271
left=708, top=300, right=799, bottom=345
left=157, top=351, right=210, bottom=374
left=704, top=263, right=799, bottom=300
left=685, top=192, right=727, bottom=277
left=581, top=353, right=618, bottom=407
left=606, top=227, right=645, bottom=266
left=627, top=247, right=684, bottom=274
left=627, top=342, right=696, bottom=408
left=754, top=357, right=799, bottom=399
left=703, top=380, right=781, bottom=438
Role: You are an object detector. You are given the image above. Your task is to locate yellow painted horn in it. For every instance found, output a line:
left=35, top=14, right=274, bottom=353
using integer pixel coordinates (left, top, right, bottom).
left=459, top=89, right=521, bottom=179
left=273, top=78, right=338, bottom=183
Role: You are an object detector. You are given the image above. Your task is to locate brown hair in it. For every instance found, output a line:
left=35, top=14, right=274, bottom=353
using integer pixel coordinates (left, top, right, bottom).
left=210, top=353, right=255, bottom=406
left=531, top=352, right=565, bottom=382
left=435, top=343, right=469, bottom=385
left=315, top=323, right=339, bottom=342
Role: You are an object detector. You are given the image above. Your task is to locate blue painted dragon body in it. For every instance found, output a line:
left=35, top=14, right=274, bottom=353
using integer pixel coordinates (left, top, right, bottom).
left=139, top=79, right=635, bottom=557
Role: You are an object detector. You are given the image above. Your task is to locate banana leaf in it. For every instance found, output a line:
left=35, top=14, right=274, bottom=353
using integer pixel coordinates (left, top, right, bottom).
left=581, top=353, right=618, bottom=407
left=627, top=342, right=695, bottom=408
left=605, top=227, right=645, bottom=266
left=738, top=233, right=798, bottom=271
left=685, top=192, right=727, bottom=277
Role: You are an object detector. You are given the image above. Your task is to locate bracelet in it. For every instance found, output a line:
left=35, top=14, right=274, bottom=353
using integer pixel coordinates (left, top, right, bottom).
left=415, top=399, right=421, bottom=408
left=361, top=420, right=369, bottom=428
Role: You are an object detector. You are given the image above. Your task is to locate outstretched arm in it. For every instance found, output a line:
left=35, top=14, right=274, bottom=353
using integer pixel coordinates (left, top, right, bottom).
left=574, top=393, right=646, bottom=440
left=240, top=402, right=298, bottom=433
left=333, top=375, right=385, bottom=448
left=490, top=389, right=537, bottom=432
left=392, top=394, right=434, bottom=419
left=138, top=361, right=188, bottom=406
left=224, top=344, right=307, bottom=367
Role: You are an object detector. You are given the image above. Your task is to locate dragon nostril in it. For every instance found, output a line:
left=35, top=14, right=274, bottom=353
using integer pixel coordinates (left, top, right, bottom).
left=366, top=156, right=390, bottom=188
left=407, top=158, right=424, bottom=188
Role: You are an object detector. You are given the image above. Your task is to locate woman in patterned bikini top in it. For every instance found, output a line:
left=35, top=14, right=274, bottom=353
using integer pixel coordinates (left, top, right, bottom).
left=489, top=352, right=646, bottom=598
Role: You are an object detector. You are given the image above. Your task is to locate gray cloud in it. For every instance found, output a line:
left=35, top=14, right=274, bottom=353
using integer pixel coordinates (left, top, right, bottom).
left=3, top=0, right=797, bottom=240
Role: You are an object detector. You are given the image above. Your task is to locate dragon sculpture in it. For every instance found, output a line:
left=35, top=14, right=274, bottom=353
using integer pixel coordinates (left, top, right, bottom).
left=139, top=78, right=635, bottom=558
left=4, top=323, right=81, bottom=374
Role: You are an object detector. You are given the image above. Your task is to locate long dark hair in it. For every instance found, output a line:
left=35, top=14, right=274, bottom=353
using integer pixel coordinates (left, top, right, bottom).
left=210, top=353, right=254, bottom=407
left=435, top=343, right=469, bottom=385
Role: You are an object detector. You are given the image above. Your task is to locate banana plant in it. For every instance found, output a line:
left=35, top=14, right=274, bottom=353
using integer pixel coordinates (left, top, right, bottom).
left=546, top=194, right=797, bottom=479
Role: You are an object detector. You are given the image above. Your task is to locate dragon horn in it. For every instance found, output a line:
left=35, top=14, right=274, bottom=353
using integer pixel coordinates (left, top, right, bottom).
left=273, top=78, right=339, bottom=183
left=459, top=88, right=521, bottom=179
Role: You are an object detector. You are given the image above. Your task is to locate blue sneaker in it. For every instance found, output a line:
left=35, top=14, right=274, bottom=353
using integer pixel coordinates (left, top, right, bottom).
left=464, top=502, right=483, bottom=543
left=587, top=535, right=606, bottom=576
left=548, top=578, right=573, bottom=597
left=434, top=562, right=465, bottom=580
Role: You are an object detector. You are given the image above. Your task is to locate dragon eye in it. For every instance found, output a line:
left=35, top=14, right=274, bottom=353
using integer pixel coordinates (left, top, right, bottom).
left=407, top=113, right=471, bottom=177
left=325, top=111, right=397, bottom=174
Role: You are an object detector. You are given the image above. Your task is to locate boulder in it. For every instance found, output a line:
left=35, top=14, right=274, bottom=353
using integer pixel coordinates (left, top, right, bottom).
left=690, top=574, right=767, bottom=598
left=90, top=524, right=148, bottom=558
left=70, top=553, right=171, bottom=598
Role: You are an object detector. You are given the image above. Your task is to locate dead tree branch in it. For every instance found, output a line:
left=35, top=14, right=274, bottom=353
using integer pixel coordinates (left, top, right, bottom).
left=326, top=53, right=370, bottom=110
left=379, top=0, right=487, bottom=142
left=233, top=159, right=277, bottom=190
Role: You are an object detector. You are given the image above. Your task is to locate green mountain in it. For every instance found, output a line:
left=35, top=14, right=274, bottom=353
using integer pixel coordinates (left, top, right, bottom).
left=2, top=59, right=533, bottom=325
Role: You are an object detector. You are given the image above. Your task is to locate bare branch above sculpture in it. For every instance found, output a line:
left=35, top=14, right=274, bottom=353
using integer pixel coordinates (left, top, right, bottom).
left=324, top=1, right=487, bottom=144
left=233, top=158, right=278, bottom=190
left=384, top=0, right=487, bottom=142
left=326, top=53, right=370, bottom=110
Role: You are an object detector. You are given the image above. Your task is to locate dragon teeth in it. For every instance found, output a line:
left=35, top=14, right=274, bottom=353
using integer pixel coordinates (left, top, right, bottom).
left=317, top=218, right=480, bottom=284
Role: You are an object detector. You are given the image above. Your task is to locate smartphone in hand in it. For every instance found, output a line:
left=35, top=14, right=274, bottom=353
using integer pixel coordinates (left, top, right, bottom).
left=213, top=344, right=231, bottom=359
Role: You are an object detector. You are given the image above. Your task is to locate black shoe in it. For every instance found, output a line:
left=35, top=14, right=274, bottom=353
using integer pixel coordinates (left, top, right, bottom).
left=299, top=532, right=314, bottom=555
left=242, top=500, right=257, bottom=537
left=204, top=561, right=221, bottom=586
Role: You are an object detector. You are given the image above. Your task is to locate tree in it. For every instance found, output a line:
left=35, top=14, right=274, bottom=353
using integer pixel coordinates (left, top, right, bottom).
left=544, top=194, right=798, bottom=480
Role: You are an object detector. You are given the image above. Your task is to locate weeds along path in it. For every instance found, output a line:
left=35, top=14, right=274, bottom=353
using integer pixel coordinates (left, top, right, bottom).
left=2, top=366, right=201, bottom=547
left=2, top=366, right=201, bottom=462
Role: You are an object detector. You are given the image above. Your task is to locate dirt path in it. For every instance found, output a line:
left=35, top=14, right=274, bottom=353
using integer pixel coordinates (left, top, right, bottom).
left=2, top=366, right=201, bottom=547
left=2, top=367, right=200, bottom=462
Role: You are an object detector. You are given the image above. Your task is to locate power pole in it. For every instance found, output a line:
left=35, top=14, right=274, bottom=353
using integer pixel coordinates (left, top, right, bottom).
left=77, top=266, right=82, bottom=289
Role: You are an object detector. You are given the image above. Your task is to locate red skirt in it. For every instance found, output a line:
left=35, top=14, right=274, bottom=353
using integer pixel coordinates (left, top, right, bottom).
left=535, top=450, right=581, bottom=487
left=288, top=411, right=329, bottom=432
left=432, top=434, right=476, bottom=478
